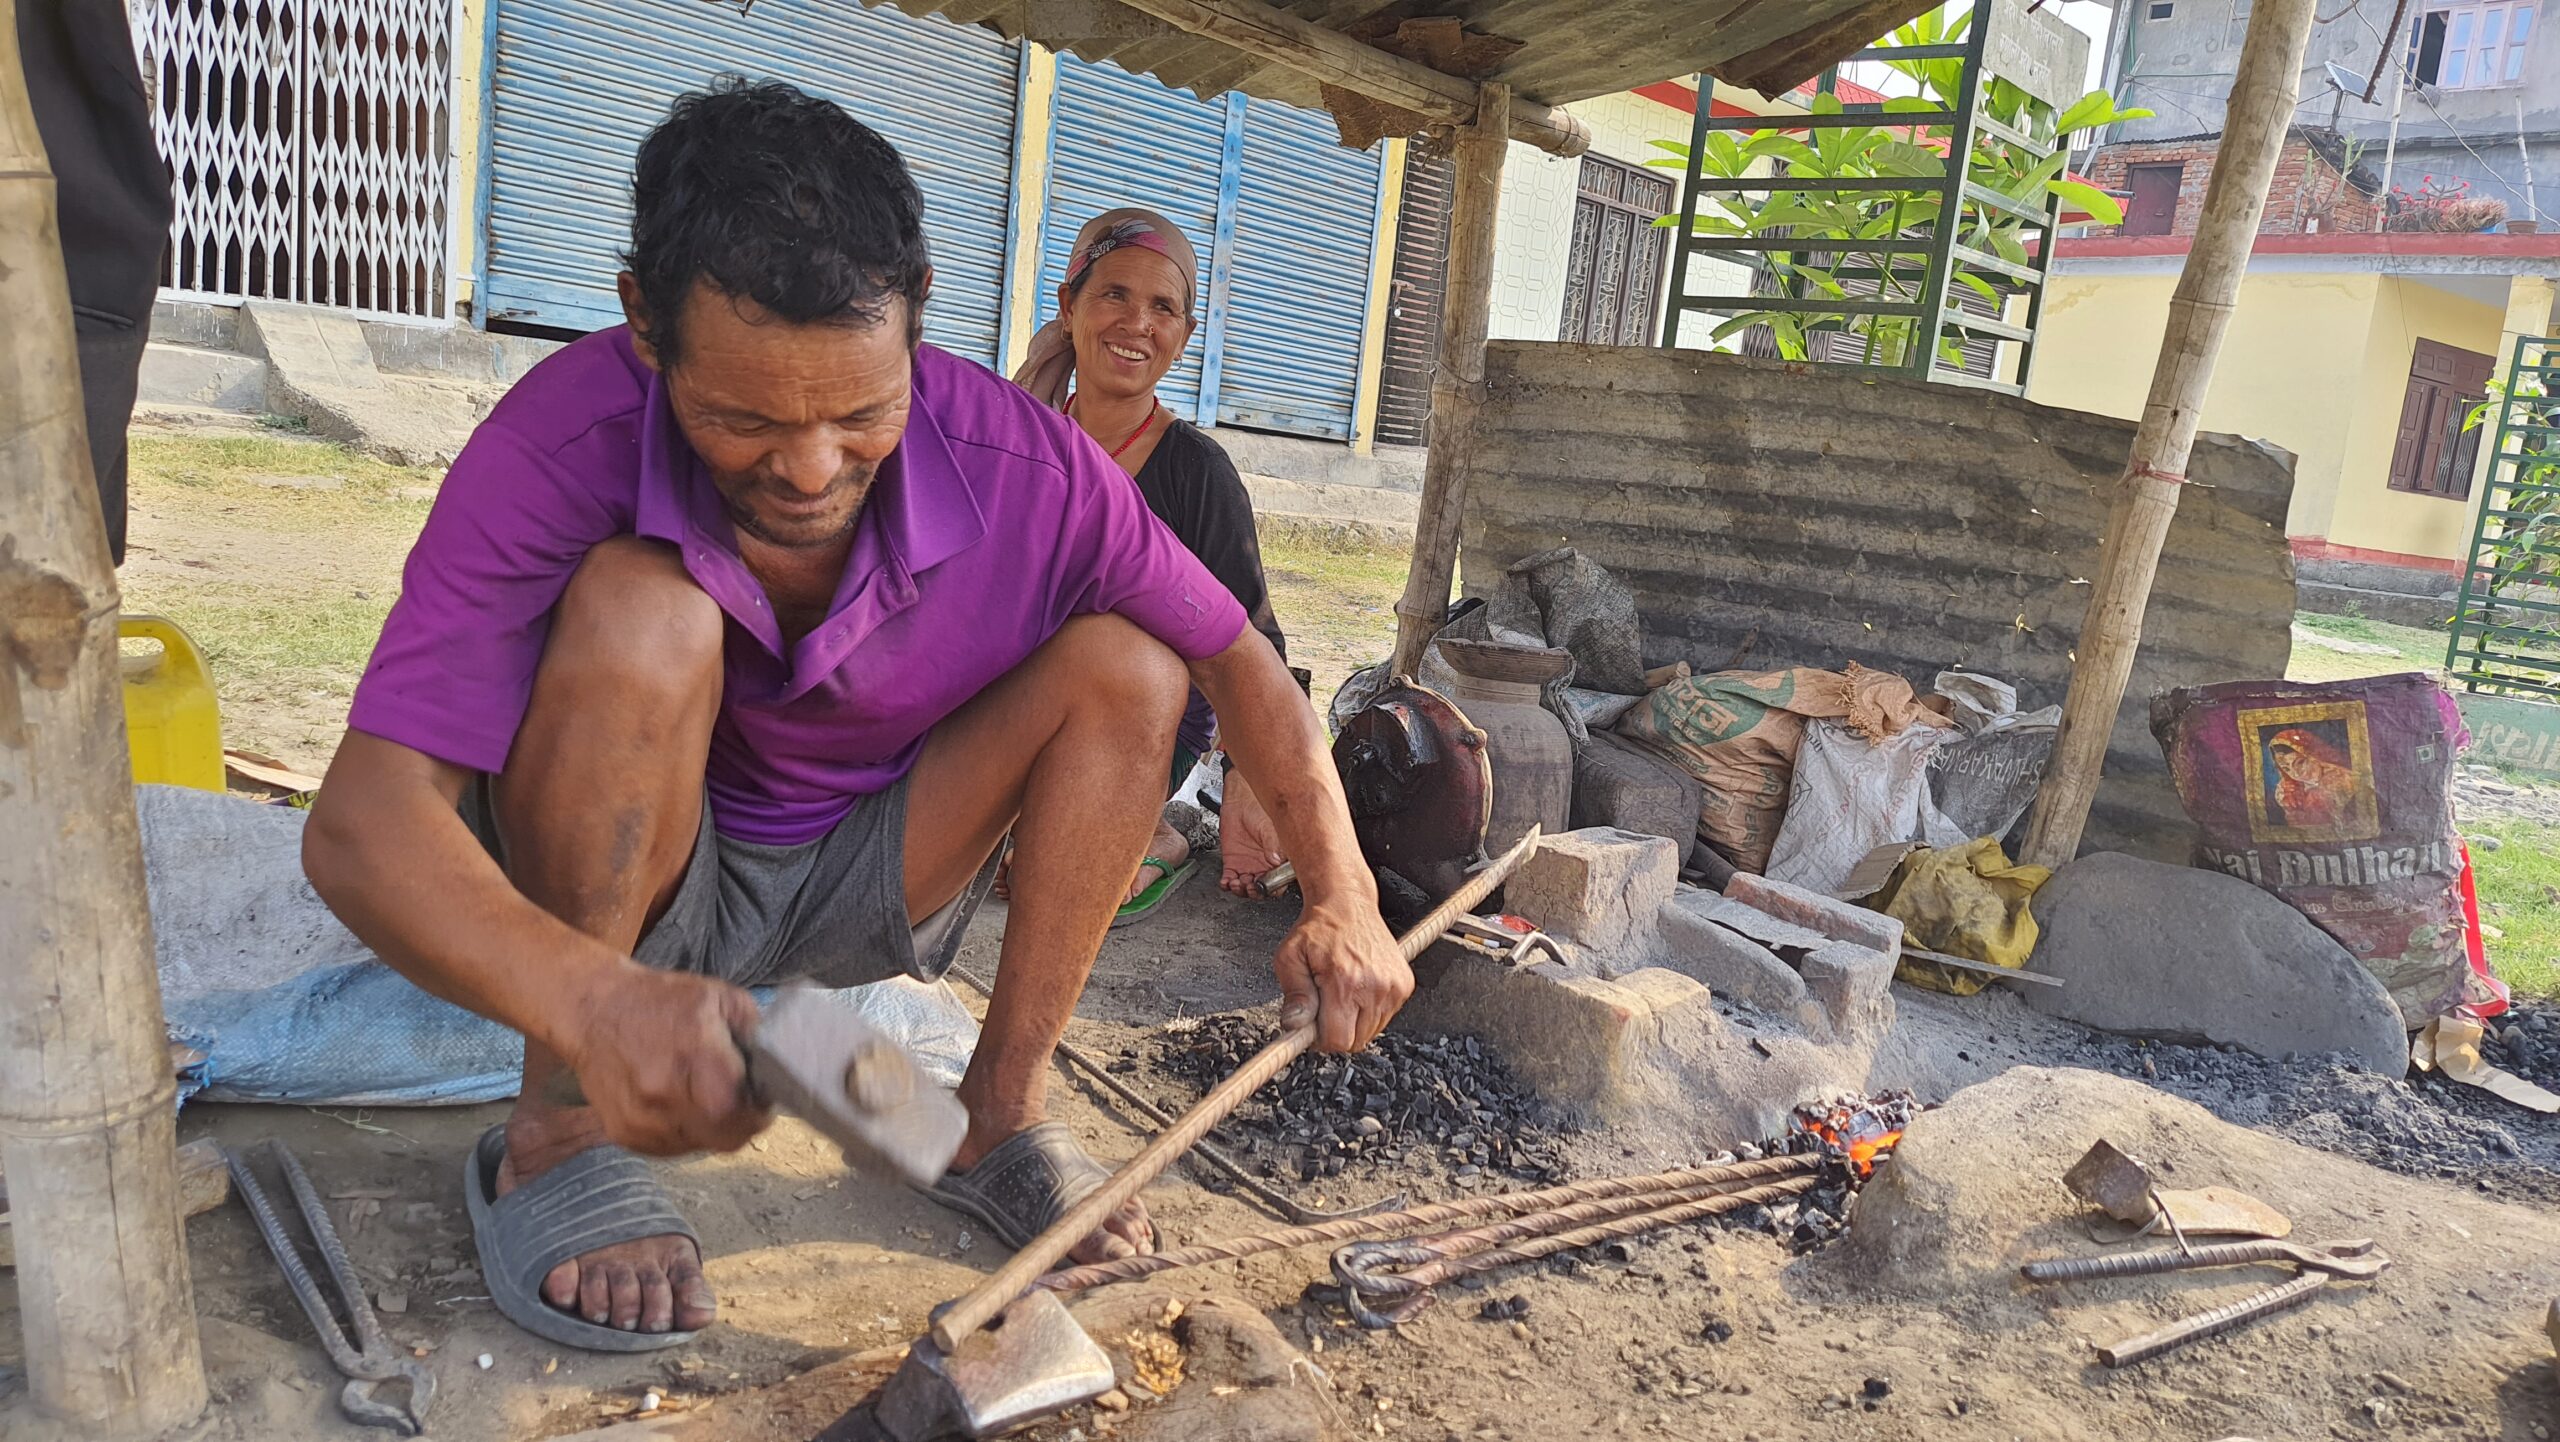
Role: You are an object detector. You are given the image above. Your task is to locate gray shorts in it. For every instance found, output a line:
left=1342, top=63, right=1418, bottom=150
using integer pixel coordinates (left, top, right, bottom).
left=462, top=773, right=976, bottom=990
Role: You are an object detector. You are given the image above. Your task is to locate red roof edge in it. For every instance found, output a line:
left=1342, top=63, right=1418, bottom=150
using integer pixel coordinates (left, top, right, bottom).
left=2049, top=231, right=2560, bottom=259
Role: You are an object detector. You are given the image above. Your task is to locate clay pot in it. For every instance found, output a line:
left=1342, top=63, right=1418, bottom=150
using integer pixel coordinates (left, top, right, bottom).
left=1437, top=638, right=1573, bottom=856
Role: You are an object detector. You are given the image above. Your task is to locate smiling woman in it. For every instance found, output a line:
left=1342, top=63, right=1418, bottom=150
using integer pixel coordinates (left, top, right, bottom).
left=1013, top=208, right=1296, bottom=917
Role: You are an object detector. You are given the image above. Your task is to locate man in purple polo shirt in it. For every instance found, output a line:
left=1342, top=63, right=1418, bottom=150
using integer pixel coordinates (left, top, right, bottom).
left=303, top=81, right=1405, bottom=1352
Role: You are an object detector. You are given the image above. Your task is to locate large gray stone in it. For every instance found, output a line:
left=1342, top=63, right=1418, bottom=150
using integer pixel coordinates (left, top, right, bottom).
left=1571, top=730, right=1701, bottom=867
left=2025, top=852, right=2408, bottom=1073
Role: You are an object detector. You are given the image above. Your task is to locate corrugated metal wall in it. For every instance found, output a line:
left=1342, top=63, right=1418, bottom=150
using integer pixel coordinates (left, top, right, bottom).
left=1217, top=98, right=1386, bottom=440
left=481, top=0, right=1018, bottom=365
left=1037, top=57, right=1231, bottom=423
left=1038, top=56, right=1381, bottom=440
left=1461, top=342, right=2300, bottom=860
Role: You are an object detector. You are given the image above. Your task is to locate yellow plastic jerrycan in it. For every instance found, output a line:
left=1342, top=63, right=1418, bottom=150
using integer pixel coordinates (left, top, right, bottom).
left=119, top=614, right=225, bottom=791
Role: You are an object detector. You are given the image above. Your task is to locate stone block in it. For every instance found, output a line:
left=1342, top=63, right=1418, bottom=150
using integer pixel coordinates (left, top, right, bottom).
left=1799, top=940, right=1896, bottom=1045
left=1504, top=827, right=1678, bottom=957
left=1571, top=731, right=1701, bottom=868
left=2027, top=852, right=2407, bottom=1074
left=1655, top=900, right=1817, bottom=1026
left=1723, top=870, right=1904, bottom=956
left=1401, top=955, right=1711, bottom=1120
left=139, top=342, right=267, bottom=413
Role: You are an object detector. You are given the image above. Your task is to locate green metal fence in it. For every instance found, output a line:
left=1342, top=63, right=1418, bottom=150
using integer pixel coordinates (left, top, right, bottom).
left=1655, top=9, right=2065, bottom=393
left=2448, top=334, right=2560, bottom=698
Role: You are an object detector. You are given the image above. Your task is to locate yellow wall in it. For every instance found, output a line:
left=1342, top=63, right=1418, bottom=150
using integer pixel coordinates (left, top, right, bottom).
left=450, top=0, right=489, bottom=311
left=1348, top=138, right=1407, bottom=456
left=2328, top=277, right=2509, bottom=560
left=2030, top=269, right=2380, bottom=541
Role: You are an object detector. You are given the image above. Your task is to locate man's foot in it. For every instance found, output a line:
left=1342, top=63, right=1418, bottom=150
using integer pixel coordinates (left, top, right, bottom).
left=497, top=1106, right=715, bottom=1335
left=931, top=1118, right=1154, bottom=1264
left=1124, top=818, right=1191, bottom=905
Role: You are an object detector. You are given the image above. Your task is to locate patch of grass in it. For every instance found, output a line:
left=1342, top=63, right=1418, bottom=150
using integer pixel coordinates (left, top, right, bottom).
left=2287, top=609, right=2454, bottom=685
left=120, top=431, right=440, bottom=765
left=1258, top=527, right=1411, bottom=713
left=2468, top=817, right=2560, bottom=1000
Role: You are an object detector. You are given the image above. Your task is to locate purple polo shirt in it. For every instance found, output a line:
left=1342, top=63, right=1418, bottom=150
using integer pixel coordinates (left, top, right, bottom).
left=348, top=328, right=1247, bottom=847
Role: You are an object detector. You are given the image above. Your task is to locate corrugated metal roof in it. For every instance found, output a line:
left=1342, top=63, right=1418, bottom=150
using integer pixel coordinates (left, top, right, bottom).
left=1460, top=342, right=2299, bottom=862
left=873, top=0, right=1938, bottom=114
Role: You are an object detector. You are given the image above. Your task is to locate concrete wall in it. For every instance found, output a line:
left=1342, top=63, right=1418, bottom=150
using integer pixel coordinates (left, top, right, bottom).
left=2333, top=274, right=2510, bottom=559
left=2031, top=268, right=2378, bottom=541
left=2109, top=2, right=2559, bottom=224
left=1488, top=90, right=1703, bottom=344
left=2029, top=265, right=2506, bottom=561
left=1461, top=341, right=2299, bottom=860
left=450, top=0, right=490, bottom=314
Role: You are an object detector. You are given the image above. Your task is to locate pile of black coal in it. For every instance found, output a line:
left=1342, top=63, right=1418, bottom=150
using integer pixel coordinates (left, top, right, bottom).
left=2068, top=1009, right=2560, bottom=1207
left=1152, top=1015, right=1571, bottom=1189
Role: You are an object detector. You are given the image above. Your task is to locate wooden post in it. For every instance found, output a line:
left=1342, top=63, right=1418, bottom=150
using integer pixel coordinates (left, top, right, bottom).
left=2018, top=0, right=2320, bottom=869
left=1390, top=82, right=1508, bottom=677
left=0, top=17, right=211, bottom=1436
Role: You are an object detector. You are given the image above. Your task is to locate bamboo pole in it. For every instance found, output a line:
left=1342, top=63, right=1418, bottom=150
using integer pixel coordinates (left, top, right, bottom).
left=2018, top=0, right=2321, bottom=870
left=1390, top=82, right=1508, bottom=678
left=0, top=15, right=210, bottom=1435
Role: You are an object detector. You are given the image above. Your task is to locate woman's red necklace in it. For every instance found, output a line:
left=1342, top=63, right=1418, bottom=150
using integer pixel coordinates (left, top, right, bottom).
left=1070, top=395, right=1159, bottom=460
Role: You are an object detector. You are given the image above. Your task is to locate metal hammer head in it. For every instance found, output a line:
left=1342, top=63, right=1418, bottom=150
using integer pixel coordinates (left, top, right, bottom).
left=865, top=1291, right=1117, bottom=1441
left=748, top=985, right=968, bottom=1187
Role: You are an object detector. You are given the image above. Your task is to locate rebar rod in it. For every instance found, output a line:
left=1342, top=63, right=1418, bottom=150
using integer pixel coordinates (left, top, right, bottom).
left=1036, top=1152, right=1818, bottom=1295
left=2098, top=1273, right=2329, bottom=1367
left=1334, top=1175, right=1822, bottom=1327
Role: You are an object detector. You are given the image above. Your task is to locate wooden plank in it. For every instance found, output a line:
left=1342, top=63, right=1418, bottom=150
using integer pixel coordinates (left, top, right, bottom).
left=2021, top=0, right=2322, bottom=868
left=1392, top=83, right=1508, bottom=675
left=1102, top=0, right=1589, bottom=157
left=0, top=24, right=210, bottom=1432
left=0, top=1139, right=231, bottom=1269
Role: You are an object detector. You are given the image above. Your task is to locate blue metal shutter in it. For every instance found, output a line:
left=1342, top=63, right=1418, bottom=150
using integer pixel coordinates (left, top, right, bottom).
left=481, top=0, right=1018, bottom=367
left=1036, top=57, right=1231, bottom=423
left=1218, top=101, right=1384, bottom=440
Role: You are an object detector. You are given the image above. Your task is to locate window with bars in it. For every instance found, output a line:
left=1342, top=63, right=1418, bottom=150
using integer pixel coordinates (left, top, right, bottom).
left=2409, top=1, right=2536, bottom=87
left=1559, top=154, right=1674, bottom=347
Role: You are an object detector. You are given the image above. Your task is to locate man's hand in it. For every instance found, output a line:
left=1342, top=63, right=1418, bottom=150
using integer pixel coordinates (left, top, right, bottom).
left=562, top=967, right=772, bottom=1156
left=1274, top=899, right=1411, bottom=1053
left=1217, top=769, right=1288, bottom=896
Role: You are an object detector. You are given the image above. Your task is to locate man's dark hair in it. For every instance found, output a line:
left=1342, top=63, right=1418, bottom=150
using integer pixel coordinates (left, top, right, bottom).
left=626, top=78, right=931, bottom=365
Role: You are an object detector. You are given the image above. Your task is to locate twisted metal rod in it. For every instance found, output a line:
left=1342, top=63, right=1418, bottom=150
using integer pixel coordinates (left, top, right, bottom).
left=1336, top=1166, right=1821, bottom=1276
left=1333, top=1175, right=1822, bottom=1328
left=1035, top=1152, right=1818, bottom=1295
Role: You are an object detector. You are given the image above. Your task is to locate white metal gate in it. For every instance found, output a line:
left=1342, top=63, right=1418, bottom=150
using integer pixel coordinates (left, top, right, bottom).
left=132, top=0, right=457, bottom=318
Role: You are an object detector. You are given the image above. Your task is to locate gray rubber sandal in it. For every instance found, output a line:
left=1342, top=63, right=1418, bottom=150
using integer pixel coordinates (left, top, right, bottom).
left=463, top=1124, right=705, bottom=1353
left=920, top=1120, right=1152, bottom=1253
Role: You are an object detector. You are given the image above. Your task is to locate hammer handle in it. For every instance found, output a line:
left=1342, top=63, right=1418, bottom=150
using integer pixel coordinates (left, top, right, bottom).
left=931, top=827, right=1543, bottom=1352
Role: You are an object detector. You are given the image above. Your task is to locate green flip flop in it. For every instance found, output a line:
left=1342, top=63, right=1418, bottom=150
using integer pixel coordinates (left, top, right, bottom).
left=1111, top=854, right=1198, bottom=928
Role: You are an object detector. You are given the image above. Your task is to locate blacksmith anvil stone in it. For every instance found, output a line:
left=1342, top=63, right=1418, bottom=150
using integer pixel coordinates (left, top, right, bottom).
left=820, top=1291, right=1116, bottom=1442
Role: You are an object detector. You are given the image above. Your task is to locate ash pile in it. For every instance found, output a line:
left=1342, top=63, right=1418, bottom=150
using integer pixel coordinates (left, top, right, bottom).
left=1152, top=1015, right=1572, bottom=1191
left=2068, top=999, right=2560, bottom=1206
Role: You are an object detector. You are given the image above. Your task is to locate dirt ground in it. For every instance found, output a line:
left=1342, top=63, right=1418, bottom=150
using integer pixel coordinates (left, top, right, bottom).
left=9, top=881, right=2560, bottom=1442
left=10, top=424, right=2560, bottom=1439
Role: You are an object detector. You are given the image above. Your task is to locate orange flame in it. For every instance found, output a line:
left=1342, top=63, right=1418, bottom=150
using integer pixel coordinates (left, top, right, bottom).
left=1789, top=1103, right=1906, bottom=1179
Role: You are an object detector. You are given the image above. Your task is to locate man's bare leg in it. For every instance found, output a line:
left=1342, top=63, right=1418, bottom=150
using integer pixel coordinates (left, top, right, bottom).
left=488, top=538, right=725, bottom=1335
left=901, top=614, right=1190, bottom=1262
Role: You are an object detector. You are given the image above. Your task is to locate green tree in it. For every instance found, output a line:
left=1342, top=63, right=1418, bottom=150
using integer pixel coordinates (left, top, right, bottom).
left=1652, top=6, right=2150, bottom=366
